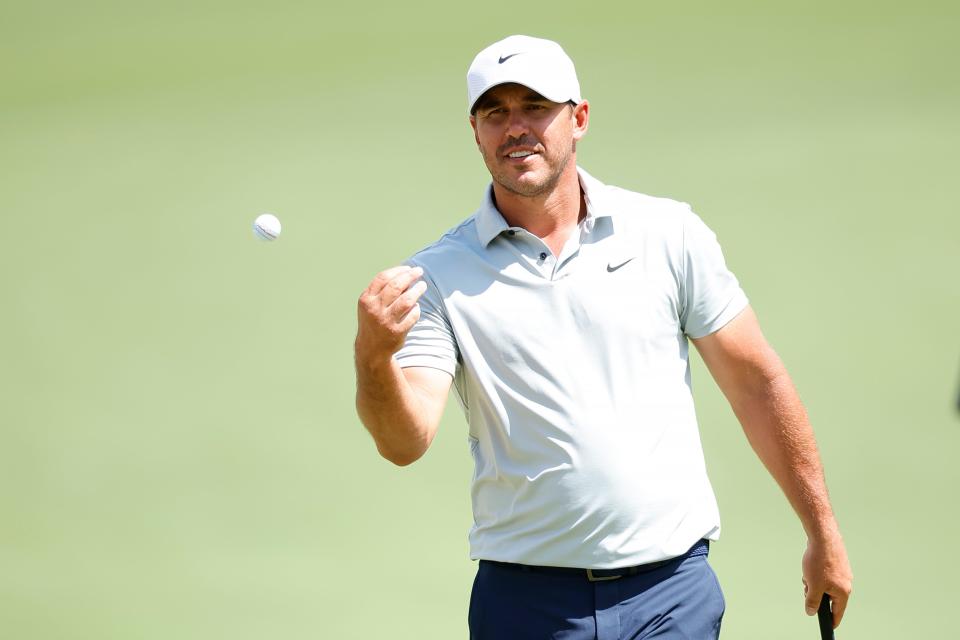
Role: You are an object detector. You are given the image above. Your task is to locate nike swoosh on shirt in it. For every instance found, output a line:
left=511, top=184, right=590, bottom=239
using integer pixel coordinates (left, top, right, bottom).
left=498, top=53, right=521, bottom=64
left=606, top=257, right=635, bottom=272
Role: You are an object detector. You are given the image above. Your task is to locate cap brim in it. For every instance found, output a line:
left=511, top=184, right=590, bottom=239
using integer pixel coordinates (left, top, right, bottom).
left=469, top=80, right=578, bottom=113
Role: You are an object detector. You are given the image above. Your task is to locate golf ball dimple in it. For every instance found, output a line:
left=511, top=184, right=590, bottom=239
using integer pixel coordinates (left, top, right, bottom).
left=253, top=213, right=281, bottom=241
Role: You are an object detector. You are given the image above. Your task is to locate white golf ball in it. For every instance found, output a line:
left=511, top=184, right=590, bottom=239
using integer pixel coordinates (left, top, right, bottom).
left=253, top=213, right=281, bottom=241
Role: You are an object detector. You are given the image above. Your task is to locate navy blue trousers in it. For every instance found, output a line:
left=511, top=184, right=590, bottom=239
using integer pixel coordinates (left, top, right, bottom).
left=469, top=544, right=725, bottom=639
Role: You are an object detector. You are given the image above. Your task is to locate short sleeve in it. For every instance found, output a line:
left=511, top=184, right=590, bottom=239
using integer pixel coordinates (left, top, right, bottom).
left=678, top=209, right=749, bottom=338
left=394, top=264, right=459, bottom=377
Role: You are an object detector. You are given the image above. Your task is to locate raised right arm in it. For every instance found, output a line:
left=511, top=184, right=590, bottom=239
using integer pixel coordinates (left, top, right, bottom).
left=355, top=266, right=453, bottom=466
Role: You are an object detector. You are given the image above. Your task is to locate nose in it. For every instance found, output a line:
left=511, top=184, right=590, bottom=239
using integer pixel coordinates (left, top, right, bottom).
left=504, top=108, right=530, bottom=139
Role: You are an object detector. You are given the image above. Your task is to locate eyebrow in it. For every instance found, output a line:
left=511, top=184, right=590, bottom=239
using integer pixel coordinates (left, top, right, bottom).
left=473, top=89, right=551, bottom=114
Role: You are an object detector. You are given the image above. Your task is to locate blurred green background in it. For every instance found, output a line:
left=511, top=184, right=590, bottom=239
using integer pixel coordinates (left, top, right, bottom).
left=2, top=1, right=958, bottom=637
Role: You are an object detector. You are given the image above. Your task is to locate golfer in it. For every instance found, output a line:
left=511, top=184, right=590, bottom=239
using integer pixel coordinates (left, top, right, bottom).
left=355, top=35, right=852, bottom=639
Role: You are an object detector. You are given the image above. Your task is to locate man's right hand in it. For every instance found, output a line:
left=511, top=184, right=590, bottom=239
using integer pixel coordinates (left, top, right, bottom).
left=354, top=265, right=450, bottom=466
left=356, top=265, right=428, bottom=361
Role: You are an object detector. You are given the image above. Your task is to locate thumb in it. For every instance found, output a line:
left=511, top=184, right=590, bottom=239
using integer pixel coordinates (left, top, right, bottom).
left=805, top=590, right=824, bottom=616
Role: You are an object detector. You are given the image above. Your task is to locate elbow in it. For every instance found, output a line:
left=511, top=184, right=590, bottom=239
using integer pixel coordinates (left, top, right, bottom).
left=376, top=442, right=427, bottom=467
left=383, top=453, right=420, bottom=467
left=356, top=410, right=426, bottom=466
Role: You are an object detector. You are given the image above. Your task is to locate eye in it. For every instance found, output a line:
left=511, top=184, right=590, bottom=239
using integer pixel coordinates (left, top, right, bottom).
left=525, top=103, right=553, bottom=115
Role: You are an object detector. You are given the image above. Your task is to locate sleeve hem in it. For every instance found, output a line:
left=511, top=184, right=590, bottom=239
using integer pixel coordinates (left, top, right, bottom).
left=685, top=292, right=749, bottom=339
left=394, top=354, right=456, bottom=377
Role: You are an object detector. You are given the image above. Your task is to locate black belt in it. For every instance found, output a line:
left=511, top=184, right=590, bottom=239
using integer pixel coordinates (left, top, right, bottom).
left=483, top=539, right=709, bottom=583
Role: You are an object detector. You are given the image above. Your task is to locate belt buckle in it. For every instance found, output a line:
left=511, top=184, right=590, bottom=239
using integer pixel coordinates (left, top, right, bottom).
left=586, top=569, right=622, bottom=582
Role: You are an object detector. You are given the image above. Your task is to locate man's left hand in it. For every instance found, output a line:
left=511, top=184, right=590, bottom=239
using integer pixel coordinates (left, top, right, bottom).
left=802, top=528, right=853, bottom=628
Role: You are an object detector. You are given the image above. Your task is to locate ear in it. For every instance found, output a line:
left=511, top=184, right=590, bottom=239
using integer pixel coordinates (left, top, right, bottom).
left=571, top=100, right=590, bottom=142
left=469, top=115, right=480, bottom=146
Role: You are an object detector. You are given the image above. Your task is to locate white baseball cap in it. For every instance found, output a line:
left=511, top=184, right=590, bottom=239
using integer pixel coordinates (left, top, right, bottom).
left=466, top=35, right=582, bottom=114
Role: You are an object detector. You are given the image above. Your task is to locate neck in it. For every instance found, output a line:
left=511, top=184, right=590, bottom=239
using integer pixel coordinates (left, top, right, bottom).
left=491, top=162, right=585, bottom=256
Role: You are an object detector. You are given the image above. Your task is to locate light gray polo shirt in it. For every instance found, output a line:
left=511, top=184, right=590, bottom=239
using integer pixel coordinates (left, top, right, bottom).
left=396, top=167, right=748, bottom=568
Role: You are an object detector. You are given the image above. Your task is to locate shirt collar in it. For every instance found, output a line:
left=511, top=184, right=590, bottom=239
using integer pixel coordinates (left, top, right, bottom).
left=475, top=166, right=617, bottom=247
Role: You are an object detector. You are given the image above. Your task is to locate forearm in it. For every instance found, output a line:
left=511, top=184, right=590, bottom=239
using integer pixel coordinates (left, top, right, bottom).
left=728, top=357, right=837, bottom=539
left=354, top=347, right=435, bottom=466
left=694, top=308, right=851, bottom=622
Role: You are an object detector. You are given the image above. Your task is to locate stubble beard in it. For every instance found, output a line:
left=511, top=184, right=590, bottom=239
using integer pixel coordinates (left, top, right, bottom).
left=483, top=141, right=574, bottom=198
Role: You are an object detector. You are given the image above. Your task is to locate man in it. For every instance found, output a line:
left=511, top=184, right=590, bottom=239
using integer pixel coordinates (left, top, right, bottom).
left=355, top=35, right=851, bottom=639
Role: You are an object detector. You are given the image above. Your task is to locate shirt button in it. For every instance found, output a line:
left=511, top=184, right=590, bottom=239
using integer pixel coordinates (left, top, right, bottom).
left=507, top=230, right=516, bottom=236
left=539, top=252, right=548, bottom=261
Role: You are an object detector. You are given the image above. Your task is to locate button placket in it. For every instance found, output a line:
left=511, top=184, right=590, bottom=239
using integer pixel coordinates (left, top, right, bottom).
left=538, top=251, right=552, bottom=279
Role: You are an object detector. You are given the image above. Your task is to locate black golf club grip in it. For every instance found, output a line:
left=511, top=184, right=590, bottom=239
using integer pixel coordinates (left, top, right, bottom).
left=818, top=594, right=835, bottom=640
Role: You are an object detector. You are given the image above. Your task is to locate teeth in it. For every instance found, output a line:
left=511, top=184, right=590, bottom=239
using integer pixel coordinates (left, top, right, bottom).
left=508, top=150, right=534, bottom=158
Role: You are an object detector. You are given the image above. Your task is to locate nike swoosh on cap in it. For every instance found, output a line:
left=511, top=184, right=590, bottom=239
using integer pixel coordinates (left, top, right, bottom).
left=498, top=53, right=521, bottom=64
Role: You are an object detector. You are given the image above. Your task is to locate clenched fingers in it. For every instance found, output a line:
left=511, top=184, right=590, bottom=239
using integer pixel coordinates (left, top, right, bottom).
left=380, top=267, right=424, bottom=307
left=357, top=266, right=428, bottom=357
left=395, top=296, right=423, bottom=334
left=360, top=266, right=425, bottom=313
left=364, top=265, right=412, bottom=296
left=389, top=279, right=428, bottom=321
left=831, top=592, right=848, bottom=628
left=802, top=537, right=852, bottom=629
left=365, top=265, right=423, bottom=301
left=805, top=588, right=848, bottom=629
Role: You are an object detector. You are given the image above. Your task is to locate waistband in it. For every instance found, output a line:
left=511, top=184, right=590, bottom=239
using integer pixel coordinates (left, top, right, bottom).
left=481, top=539, right=709, bottom=583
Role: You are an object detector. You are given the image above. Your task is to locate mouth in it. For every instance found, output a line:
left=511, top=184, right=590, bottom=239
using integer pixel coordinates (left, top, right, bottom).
left=503, top=147, right=541, bottom=162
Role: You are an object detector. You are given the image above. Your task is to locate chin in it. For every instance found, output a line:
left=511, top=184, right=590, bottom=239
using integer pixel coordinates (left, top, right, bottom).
left=501, top=177, right=549, bottom=197
left=497, top=166, right=544, bottom=191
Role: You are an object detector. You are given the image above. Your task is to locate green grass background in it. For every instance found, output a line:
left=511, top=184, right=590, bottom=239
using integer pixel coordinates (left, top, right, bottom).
left=2, top=1, right=958, bottom=637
